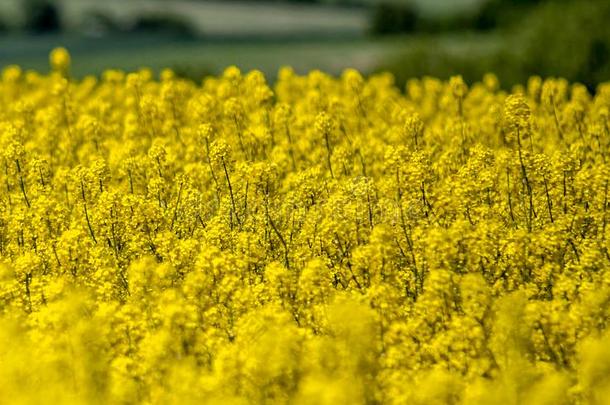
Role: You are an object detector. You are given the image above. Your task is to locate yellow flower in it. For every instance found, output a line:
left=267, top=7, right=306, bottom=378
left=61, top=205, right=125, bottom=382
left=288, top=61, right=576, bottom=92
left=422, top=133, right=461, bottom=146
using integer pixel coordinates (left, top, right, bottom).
left=49, top=47, right=71, bottom=75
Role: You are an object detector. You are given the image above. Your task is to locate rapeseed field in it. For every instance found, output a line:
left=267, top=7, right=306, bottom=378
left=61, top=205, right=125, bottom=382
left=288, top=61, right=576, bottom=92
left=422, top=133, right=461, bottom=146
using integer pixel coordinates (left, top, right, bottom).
left=1, top=49, right=610, bottom=404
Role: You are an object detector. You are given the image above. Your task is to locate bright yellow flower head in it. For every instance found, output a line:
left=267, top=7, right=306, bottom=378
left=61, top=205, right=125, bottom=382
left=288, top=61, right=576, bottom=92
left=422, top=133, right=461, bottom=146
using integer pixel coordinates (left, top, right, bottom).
left=49, top=47, right=71, bottom=74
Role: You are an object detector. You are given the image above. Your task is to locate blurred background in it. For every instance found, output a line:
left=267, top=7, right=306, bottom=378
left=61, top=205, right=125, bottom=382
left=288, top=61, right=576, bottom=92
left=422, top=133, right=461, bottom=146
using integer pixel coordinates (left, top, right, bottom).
left=0, top=0, right=609, bottom=89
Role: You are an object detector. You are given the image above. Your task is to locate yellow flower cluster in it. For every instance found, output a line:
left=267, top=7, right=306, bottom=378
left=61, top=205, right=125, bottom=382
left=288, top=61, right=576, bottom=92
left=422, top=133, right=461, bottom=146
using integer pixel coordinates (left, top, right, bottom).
left=1, top=49, right=610, bottom=404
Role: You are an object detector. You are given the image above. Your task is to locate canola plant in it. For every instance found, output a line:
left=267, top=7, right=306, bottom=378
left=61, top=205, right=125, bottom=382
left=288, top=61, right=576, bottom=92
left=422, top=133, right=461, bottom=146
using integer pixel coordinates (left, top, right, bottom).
left=1, top=48, right=610, bottom=404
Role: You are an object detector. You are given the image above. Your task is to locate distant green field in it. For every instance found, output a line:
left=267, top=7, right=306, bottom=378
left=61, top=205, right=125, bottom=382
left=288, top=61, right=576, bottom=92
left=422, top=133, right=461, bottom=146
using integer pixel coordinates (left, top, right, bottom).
left=0, top=0, right=496, bottom=81
left=0, top=32, right=499, bottom=81
left=0, top=35, right=396, bottom=79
